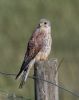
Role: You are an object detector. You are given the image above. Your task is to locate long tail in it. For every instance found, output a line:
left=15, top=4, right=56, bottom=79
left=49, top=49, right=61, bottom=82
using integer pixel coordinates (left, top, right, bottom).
left=19, top=70, right=28, bottom=88
left=19, top=66, right=30, bottom=88
left=16, top=59, right=35, bottom=88
left=16, top=59, right=31, bottom=80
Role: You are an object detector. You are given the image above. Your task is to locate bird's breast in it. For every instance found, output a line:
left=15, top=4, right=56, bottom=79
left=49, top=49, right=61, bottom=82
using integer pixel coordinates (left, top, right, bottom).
left=35, top=33, right=52, bottom=61
left=42, top=33, right=52, bottom=53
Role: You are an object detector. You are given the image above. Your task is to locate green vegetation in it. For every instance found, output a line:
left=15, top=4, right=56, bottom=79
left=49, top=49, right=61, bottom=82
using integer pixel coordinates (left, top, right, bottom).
left=0, top=0, right=79, bottom=100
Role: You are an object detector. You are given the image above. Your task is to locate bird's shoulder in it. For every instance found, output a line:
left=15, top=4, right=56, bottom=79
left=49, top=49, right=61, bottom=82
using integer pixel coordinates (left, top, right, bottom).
left=25, top=29, right=45, bottom=57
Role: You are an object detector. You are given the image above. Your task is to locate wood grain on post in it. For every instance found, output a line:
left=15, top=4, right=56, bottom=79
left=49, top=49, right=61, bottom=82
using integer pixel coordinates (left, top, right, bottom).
left=34, top=59, right=59, bottom=100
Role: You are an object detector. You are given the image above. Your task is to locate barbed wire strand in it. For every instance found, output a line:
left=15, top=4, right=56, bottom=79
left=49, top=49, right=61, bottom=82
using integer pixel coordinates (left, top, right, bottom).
left=0, top=71, right=79, bottom=98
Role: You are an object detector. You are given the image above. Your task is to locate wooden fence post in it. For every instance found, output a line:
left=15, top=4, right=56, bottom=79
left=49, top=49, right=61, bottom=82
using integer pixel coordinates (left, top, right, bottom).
left=34, top=58, right=58, bottom=100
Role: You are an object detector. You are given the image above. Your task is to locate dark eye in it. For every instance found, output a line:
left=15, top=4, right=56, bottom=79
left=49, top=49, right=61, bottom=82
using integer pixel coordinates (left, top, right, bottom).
left=44, top=22, right=47, bottom=24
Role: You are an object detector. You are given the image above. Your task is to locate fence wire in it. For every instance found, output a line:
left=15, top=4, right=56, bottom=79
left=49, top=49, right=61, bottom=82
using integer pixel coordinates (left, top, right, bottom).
left=0, top=71, right=79, bottom=99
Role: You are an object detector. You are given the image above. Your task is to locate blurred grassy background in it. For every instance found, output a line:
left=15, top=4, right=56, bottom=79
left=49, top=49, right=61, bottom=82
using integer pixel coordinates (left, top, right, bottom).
left=0, top=0, right=79, bottom=100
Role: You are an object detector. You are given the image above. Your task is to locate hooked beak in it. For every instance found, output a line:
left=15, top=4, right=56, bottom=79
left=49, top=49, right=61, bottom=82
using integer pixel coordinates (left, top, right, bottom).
left=37, top=23, right=42, bottom=28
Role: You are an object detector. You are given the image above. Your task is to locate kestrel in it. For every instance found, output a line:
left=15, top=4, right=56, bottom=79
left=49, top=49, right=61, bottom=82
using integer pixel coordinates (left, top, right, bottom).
left=16, top=19, right=52, bottom=88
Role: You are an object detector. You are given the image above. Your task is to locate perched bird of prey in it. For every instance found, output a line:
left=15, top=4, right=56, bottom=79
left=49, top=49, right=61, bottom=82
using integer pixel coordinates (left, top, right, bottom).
left=16, top=18, right=52, bottom=88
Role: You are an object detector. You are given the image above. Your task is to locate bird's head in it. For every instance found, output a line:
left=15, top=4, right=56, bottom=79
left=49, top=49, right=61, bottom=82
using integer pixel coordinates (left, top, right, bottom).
left=38, top=18, right=51, bottom=33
